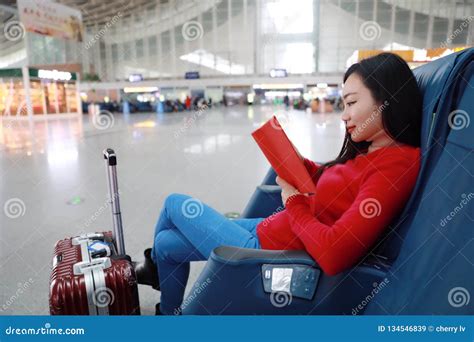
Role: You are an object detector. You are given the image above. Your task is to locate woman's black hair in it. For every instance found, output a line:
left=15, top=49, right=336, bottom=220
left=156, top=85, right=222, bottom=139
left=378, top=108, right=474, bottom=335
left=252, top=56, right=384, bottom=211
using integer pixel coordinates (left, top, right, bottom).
left=315, top=52, right=422, bottom=178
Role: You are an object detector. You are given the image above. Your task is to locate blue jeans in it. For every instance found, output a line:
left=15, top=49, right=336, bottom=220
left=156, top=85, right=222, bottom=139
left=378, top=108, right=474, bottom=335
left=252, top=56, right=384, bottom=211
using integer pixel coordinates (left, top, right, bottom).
left=151, top=193, right=264, bottom=315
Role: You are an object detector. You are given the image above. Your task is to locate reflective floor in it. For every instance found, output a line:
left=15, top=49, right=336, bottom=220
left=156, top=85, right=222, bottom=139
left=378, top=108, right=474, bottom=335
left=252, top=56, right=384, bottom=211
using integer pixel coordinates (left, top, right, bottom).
left=0, top=105, right=345, bottom=315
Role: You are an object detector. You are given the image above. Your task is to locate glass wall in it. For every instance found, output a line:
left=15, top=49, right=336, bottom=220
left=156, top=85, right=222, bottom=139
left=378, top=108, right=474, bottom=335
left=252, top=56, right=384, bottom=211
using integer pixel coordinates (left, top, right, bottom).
left=78, top=0, right=472, bottom=81
left=27, top=33, right=83, bottom=67
left=0, top=70, right=80, bottom=117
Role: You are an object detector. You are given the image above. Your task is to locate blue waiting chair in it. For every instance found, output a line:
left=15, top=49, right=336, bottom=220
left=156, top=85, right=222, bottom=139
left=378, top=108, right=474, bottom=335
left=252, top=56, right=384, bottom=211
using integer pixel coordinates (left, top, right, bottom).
left=182, top=48, right=474, bottom=315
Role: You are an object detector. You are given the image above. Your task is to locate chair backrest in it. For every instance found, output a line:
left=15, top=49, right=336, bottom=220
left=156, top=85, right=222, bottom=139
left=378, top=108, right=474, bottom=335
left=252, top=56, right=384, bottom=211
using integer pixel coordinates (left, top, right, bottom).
left=365, top=48, right=474, bottom=314
left=373, top=48, right=473, bottom=261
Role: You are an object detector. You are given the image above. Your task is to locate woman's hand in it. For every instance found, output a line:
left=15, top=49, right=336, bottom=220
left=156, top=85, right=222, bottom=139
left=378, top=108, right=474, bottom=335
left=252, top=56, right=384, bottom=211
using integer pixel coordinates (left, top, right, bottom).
left=276, top=176, right=304, bottom=206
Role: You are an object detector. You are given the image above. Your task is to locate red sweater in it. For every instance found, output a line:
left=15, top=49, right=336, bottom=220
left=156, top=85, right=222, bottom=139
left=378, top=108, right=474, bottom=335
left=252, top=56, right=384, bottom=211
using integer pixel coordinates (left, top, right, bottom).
left=256, top=145, right=420, bottom=276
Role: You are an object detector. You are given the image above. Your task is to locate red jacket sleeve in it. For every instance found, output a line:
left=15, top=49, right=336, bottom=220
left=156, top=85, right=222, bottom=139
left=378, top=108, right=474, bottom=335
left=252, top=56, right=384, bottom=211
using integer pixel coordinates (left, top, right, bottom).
left=303, top=158, right=321, bottom=183
left=285, top=154, right=420, bottom=276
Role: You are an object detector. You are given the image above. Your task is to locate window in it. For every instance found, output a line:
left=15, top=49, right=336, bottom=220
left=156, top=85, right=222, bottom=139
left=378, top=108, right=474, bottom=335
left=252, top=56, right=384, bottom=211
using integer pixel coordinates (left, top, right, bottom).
left=148, top=36, right=157, bottom=56
left=262, top=0, right=313, bottom=34
left=432, top=16, right=449, bottom=46
left=264, top=42, right=314, bottom=74
left=112, top=43, right=118, bottom=62
left=136, top=39, right=144, bottom=58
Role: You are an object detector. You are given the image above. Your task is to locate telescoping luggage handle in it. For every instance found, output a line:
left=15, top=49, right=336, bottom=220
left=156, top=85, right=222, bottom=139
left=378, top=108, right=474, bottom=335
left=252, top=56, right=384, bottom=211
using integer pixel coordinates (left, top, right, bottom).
left=103, top=148, right=126, bottom=256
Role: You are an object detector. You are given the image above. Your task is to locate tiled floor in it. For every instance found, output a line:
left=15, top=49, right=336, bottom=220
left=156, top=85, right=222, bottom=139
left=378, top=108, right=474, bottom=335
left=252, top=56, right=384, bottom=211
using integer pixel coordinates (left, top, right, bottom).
left=0, top=105, right=345, bottom=315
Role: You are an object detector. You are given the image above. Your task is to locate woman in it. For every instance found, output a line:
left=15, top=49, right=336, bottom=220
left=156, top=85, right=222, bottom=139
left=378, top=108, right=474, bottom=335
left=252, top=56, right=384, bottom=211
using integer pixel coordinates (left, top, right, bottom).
left=134, top=52, right=423, bottom=315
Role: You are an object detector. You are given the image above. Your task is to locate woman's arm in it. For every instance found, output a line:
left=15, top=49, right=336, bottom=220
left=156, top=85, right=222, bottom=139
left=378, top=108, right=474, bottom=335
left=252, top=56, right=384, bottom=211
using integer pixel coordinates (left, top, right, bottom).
left=292, top=142, right=320, bottom=181
left=284, top=157, right=419, bottom=276
left=303, top=158, right=320, bottom=181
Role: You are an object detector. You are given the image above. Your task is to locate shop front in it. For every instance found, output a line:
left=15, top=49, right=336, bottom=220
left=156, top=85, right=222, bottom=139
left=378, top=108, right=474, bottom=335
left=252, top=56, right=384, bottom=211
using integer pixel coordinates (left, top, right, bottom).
left=0, top=67, right=81, bottom=120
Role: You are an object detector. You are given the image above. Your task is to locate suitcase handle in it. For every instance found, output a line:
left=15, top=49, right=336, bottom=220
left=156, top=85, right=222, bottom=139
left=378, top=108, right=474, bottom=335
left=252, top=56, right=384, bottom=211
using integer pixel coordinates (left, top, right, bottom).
left=104, top=148, right=117, bottom=166
left=103, top=148, right=126, bottom=255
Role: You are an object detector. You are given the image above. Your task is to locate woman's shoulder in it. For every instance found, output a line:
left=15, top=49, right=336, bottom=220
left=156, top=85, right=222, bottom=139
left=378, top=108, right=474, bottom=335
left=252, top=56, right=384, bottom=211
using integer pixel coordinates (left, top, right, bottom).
left=366, top=145, right=420, bottom=163
left=360, top=145, right=421, bottom=181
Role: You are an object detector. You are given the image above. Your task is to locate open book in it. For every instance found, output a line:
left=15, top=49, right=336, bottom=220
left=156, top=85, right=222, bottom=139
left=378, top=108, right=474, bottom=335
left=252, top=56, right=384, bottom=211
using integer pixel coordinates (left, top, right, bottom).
left=252, top=116, right=316, bottom=194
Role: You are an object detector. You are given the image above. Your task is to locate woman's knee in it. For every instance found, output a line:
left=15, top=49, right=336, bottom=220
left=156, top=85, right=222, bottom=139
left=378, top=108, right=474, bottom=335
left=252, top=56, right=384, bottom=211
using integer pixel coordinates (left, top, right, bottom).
left=164, top=193, right=190, bottom=206
left=153, top=230, right=183, bottom=263
left=164, top=193, right=204, bottom=220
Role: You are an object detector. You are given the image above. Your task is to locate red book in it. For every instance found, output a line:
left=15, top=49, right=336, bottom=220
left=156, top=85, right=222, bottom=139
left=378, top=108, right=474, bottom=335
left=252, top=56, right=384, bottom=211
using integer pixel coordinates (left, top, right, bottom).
left=252, top=116, right=316, bottom=194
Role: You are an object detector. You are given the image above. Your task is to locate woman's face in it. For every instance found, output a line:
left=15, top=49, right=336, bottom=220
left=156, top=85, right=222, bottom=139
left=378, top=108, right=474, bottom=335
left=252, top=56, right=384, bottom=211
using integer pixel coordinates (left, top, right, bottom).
left=341, top=73, right=387, bottom=143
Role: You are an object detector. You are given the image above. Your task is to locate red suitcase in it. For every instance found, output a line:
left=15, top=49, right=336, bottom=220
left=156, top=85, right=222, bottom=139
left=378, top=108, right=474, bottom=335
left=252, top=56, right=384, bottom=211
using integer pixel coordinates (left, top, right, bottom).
left=49, top=149, right=140, bottom=315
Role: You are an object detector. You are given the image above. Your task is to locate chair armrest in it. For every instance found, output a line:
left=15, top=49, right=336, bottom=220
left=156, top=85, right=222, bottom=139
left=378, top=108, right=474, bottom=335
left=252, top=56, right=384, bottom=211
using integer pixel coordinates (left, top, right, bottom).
left=212, top=245, right=316, bottom=267
left=261, top=168, right=277, bottom=185
left=256, top=185, right=282, bottom=193
left=182, top=246, right=389, bottom=315
left=240, top=185, right=282, bottom=219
